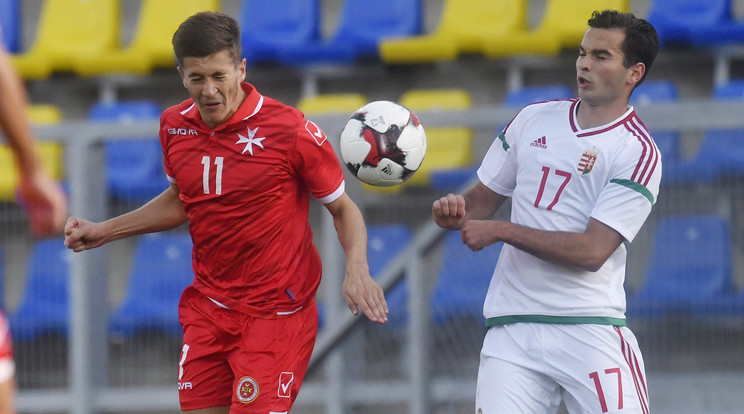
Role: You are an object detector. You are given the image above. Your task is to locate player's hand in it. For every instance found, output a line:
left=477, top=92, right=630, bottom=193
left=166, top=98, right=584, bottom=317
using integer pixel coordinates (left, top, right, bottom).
left=17, top=170, right=67, bottom=238
left=432, top=193, right=466, bottom=230
left=461, top=219, right=501, bottom=252
left=64, top=217, right=107, bottom=252
left=342, top=264, right=389, bottom=324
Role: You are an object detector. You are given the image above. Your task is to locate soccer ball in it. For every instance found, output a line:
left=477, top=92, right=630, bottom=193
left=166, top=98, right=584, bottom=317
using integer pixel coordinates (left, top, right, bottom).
left=339, top=101, right=426, bottom=187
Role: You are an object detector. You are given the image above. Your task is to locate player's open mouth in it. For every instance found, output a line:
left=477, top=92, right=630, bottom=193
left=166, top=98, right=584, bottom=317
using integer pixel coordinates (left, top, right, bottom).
left=577, top=76, right=591, bottom=87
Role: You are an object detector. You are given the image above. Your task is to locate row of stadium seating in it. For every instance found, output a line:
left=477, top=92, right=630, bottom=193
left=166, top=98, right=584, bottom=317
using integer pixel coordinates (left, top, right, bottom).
left=6, top=212, right=743, bottom=342
left=2, top=78, right=744, bottom=203
left=3, top=0, right=744, bottom=80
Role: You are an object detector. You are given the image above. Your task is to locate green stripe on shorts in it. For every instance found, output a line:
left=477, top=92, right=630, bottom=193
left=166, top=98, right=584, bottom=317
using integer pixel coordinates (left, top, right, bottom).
left=486, top=315, right=627, bottom=327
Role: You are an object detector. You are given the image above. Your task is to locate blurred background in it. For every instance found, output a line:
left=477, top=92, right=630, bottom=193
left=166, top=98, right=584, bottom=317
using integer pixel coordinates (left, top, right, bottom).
left=2, top=0, right=744, bottom=413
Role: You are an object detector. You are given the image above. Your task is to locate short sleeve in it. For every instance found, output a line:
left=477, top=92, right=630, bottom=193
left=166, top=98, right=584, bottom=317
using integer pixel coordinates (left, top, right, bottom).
left=591, top=140, right=661, bottom=242
left=292, top=119, right=345, bottom=204
left=477, top=112, right=523, bottom=196
left=159, top=112, right=175, bottom=183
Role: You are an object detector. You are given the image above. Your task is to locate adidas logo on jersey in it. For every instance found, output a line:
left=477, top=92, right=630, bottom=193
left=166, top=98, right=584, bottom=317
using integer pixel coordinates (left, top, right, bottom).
left=530, top=136, right=547, bottom=149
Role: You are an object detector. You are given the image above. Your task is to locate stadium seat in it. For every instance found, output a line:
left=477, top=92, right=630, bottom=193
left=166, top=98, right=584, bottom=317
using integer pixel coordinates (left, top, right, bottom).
left=646, top=0, right=733, bottom=46
left=630, top=80, right=681, bottom=160
left=0, top=0, right=21, bottom=53
left=712, top=80, right=744, bottom=100
left=484, top=0, right=629, bottom=58
left=239, top=0, right=321, bottom=66
left=398, top=89, right=473, bottom=190
left=10, top=0, right=120, bottom=80
left=367, top=224, right=411, bottom=325
left=0, top=105, right=64, bottom=201
left=277, top=0, right=421, bottom=65
left=87, top=100, right=166, bottom=202
left=627, top=216, right=735, bottom=318
left=74, top=0, right=219, bottom=76
left=503, top=84, right=574, bottom=108
left=662, top=81, right=744, bottom=185
left=317, top=224, right=410, bottom=328
left=9, top=238, right=71, bottom=341
left=379, top=0, right=527, bottom=63
left=296, top=93, right=367, bottom=115
left=430, top=231, right=502, bottom=325
left=109, top=233, right=194, bottom=338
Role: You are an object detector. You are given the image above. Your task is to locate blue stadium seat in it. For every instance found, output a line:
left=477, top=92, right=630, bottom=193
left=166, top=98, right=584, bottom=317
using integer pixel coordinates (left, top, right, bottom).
left=109, top=233, right=194, bottom=338
left=9, top=239, right=71, bottom=341
left=646, top=0, right=733, bottom=46
left=661, top=81, right=744, bottom=185
left=317, top=224, right=411, bottom=328
left=88, top=101, right=167, bottom=203
left=712, top=80, right=744, bottom=100
left=430, top=231, right=502, bottom=325
left=626, top=216, right=734, bottom=318
left=630, top=80, right=681, bottom=161
left=239, top=0, right=321, bottom=66
left=689, top=3, right=744, bottom=46
left=368, top=224, right=411, bottom=325
left=277, top=0, right=422, bottom=65
left=0, top=0, right=20, bottom=53
left=504, top=84, right=574, bottom=108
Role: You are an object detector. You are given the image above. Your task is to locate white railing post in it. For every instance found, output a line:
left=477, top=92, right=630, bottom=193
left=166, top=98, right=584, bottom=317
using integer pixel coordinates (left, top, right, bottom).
left=65, top=136, right=109, bottom=414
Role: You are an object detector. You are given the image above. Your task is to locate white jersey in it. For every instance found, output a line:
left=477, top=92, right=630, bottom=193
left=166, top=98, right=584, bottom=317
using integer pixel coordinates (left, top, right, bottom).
left=477, top=99, right=661, bottom=325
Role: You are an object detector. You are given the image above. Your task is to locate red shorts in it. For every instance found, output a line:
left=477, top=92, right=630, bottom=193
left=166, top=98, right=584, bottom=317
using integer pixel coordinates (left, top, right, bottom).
left=177, top=286, right=318, bottom=412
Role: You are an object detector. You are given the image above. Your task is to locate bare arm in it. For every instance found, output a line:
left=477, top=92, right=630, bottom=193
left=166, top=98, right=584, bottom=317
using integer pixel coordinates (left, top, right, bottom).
left=324, top=192, right=388, bottom=324
left=0, top=45, right=67, bottom=237
left=0, top=377, right=14, bottom=414
left=461, top=217, right=623, bottom=272
left=432, top=181, right=508, bottom=230
left=64, top=183, right=188, bottom=252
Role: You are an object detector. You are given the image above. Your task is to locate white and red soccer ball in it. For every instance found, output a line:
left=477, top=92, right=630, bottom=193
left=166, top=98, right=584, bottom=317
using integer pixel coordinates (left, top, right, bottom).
left=339, top=101, right=427, bottom=187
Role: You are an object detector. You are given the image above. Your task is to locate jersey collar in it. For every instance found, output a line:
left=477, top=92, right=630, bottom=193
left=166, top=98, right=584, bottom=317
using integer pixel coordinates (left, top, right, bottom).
left=180, top=82, right=264, bottom=132
left=569, top=99, right=635, bottom=138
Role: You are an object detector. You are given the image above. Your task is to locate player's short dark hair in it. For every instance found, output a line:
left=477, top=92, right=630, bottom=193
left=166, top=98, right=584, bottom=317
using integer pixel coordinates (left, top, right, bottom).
left=588, top=10, right=659, bottom=86
left=172, top=11, right=242, bottom=67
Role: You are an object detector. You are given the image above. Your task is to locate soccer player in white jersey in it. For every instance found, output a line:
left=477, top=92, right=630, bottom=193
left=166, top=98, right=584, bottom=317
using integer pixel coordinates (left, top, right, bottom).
left=433, top=10, right=660, bottom=414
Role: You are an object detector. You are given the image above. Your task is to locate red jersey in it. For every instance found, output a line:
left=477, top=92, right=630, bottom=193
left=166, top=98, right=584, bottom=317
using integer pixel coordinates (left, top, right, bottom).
left=160, top=83, right=345, bottom=317
left=0, top=312, right=13, bottom=383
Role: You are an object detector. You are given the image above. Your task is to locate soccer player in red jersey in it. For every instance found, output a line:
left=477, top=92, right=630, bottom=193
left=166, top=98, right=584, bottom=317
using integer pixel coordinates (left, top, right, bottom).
left=64, top=12, right=388, bottom=413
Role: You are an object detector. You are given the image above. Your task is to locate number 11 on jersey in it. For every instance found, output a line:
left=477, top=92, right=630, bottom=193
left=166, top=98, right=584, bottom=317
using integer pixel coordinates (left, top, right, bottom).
left=201, top=156, right=224, bottom=195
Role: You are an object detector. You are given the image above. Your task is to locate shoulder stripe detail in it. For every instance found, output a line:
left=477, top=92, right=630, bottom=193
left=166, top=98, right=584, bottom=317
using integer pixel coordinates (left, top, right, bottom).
left=625, top=116, right=659, bottom=186
left=180, top=103, right=196, bottom=116
left=486, top=315, right=627, bottom=327
left=497, top=131, right=509, bottom=150
left=610, top=179, right=654, bottom=204
left=243, top=95, right=264, bottom=120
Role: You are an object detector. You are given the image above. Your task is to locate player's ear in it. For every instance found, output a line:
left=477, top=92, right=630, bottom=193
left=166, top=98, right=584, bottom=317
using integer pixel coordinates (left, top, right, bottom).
left=628, top=62, right=645, bottom=86
left=238, top=58, right=247, bottom=82
left=177, top=66, right=187, bottom=88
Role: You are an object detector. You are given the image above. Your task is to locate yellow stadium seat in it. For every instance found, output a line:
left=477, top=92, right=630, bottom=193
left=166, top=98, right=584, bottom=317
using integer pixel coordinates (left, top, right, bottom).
left=297, top=94, right=367, bottom=115
left=398, top=90, right=472, bottom=188
left=74, top=0, right=219, bottom=77
left=484, top=0, right=630, bottom=58
left=0, top=105, right=64, bottom=201
left=10, top=0, right=120, bottom=80
left=379, top=0, right=527, bottom=63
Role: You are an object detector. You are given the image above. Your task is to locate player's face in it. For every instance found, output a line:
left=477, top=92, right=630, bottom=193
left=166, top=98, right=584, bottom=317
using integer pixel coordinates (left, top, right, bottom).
left=576, top=28, right=639, bottom=107
left=178, top=50, right=247, bottom=129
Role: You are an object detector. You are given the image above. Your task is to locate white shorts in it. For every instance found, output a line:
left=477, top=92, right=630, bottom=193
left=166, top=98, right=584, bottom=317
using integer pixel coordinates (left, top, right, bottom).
left=476, top=323, right=650, bottom=414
